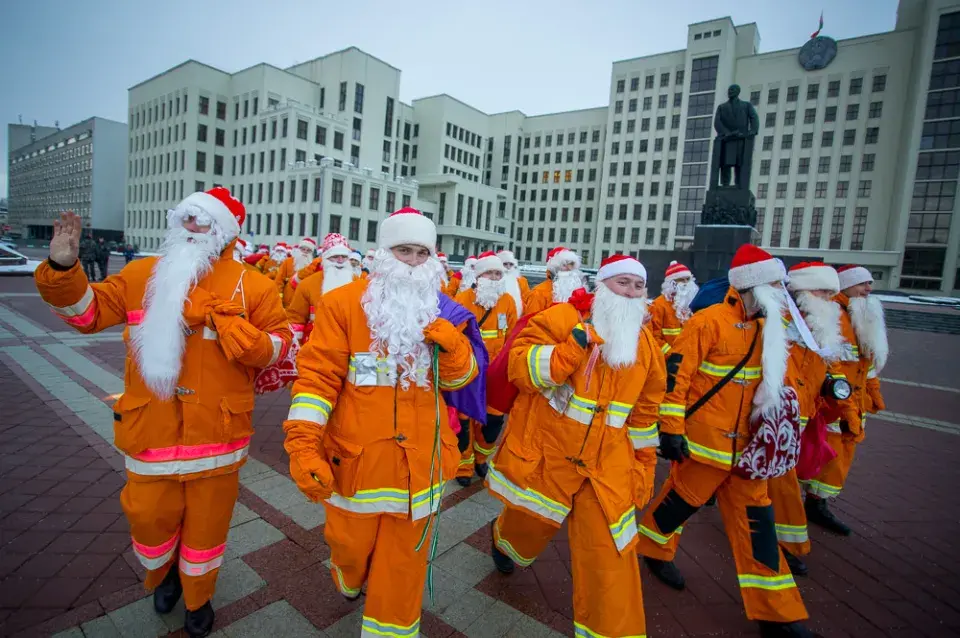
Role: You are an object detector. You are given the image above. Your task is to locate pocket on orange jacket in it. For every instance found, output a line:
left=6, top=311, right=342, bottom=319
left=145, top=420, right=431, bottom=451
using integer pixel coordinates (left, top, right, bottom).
left=323, top=433, right=364, bottom=498
left=112, top=393, right=151, bottom=453
left=220, top=395, right=255, bottom=440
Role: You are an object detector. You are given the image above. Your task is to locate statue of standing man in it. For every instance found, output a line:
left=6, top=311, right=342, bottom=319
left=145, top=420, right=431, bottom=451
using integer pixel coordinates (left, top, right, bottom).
left=711, top=84, right=760, bottom=190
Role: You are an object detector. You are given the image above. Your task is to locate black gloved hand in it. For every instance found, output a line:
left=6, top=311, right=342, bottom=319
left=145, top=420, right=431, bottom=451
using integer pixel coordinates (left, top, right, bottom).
left=839, top=419, right=851, bottom=434
left=658, top=433, right=690, bottom=462
left=572, top=326, right=590, bottom=348
left=457, top=419, right=471, bottom=453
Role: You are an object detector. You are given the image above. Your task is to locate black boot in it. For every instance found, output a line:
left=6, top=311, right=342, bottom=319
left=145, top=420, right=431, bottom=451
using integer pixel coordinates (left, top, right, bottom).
left=456, top=476, right=472, bottom=487
left=758, top=620, right=815, bottom=637
left=643, top=557, right=685, bottom=590
left=805, top=496, right=851, bottom=536
left=184, top=601, right=215, bottom=638
left=490, top=521, right=515, bottom=574
left=152, top=567, right=182, bottom=614
left=475, top=462, right=489, bottom=479
left=782, top=548, right=808, bottom=577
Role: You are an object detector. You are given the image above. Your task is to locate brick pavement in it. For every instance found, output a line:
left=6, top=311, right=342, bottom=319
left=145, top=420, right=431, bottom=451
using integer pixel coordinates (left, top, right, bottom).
left=1, top=284, right=960, bottom=637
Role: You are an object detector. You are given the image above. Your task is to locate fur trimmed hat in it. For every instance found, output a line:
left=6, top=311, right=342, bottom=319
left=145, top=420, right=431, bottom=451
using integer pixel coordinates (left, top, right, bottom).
left=378, top=207, right=436, bottom=253
left=728, top=245, right=783, bottom=291
left=474, top=251, right=505, bottom=276
left=299, top=237, right=318, bottom=251
left=836, top=264, right=873, bottom=291
left=546, top=246, right=580, bottom=272
left=664, top=260, right=692, bottom=282
left=172, top=187, right=245, bottom=239
left=497, top=249, right=518, bottom=266
left=787, top=262, right=840, bottom=294
left=597, top=254, right=647, bottom=282
left=320, top=233, right=350, bottom=258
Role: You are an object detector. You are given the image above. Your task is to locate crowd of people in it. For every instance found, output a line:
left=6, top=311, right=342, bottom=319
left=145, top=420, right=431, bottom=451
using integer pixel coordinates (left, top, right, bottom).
left=37, top=186, right=888, bottom=638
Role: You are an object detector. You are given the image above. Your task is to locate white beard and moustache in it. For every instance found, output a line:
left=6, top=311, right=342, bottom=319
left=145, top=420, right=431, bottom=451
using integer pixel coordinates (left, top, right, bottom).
left=271, top=250, right=286, bottom=262
left=459, top=268, right=477, bottom=293
left=503, top=268, right=523, bottom=315
left=848, top=295, right=889, bottom=373
left=591, top=284, right=647, bottom=369
left=552, top=270, right=583, bottom=303
left=749, top=284, right=790, bottom=420
left=663, top=279, right=699, bottom=322
left=794, top=291, right=845, bottom=363
left=131, top=225, right=227, bottom=401
left=475, top=277, right=505, bottom=309
left=363, top=257, right=374, bottom=272
left=362, top=249, right=445, bottom=390
left=352, top=264, right=362, bottom=278
left=322, top=258, right=355, bottom=295
left=293, top=249, right=314, bottom=271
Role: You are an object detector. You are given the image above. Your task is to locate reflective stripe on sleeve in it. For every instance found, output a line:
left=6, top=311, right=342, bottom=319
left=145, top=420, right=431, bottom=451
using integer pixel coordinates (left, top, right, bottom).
left=287, top=393, right=333, bottom=424
left=527, top=344, right=556, bottom=389
left=628, top=423, right=659, bottom=449
left=658, top=403, right=685, bottom=417
left=439, top=353, right=476, bottom=390
left=267, top=332, right=286, bottom=365
left=609, top=506, right=638, bottom=552
left=52, top=285, right=97, bottom=328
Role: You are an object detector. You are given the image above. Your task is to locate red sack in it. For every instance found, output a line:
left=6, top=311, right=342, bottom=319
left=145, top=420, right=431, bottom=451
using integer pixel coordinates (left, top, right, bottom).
left=486, top=312, right=537, bottom=414
left=733, top=387, right=803, bottom=480
left=795, top=410, right=838, bottom=480
left=243, top=253, right=262, bottom=265
left=447, top=406, right=462, bottom=434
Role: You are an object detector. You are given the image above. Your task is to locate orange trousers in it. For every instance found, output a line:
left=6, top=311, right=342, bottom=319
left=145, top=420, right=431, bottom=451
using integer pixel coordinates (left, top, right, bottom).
left=635, top=460, right=808, bottom=623
left=494, top=482, right=646, bottom=637
left=805, top=431, right=857, bottom=499
left=121, top=472, right=239, bottom=610
left=324, top=506, right=430, bottom=635
left=456, top=411, right=504, bottom=478
left=768, top=468, right=810, bottom=556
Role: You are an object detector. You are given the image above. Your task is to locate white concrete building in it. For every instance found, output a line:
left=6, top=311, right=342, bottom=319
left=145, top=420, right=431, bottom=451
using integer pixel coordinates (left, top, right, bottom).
left=7, top=118, right=127, bottom=240
left=126, top=0, right=960, bottom=291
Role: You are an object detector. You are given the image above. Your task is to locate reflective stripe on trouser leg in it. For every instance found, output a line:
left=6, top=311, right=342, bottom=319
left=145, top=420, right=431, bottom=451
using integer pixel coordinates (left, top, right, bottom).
left=805, top=432, right=857, bottom=499
left=716, top=474, right=808, bottom=623
left=119, top=477, right=186, bottom=591
left=361, top=512, right=431, bottom=637
left=473, top=413, right=503, bottom=466
left=457, top=420, right=476, bottom=479
left=495, top=505, right=558, bottom=568
left=569, top=482, right=646, bottom=638
left=324, top=506, right=379, bottom=599
left=768, top=468, right=810, bottom=556
left=180, top=471, right=240, bottom=610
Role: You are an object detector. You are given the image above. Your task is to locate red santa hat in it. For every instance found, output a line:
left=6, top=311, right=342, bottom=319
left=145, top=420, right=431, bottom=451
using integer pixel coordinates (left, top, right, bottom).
left=365, top=249, right=376, bottom=258
left=173, top=187, right=245, bottom=238
left=596, top=254, right=647, bottom=282
left=437, top=252, right=448, bottom=263
left=320, top=233, right=350, bottom=258
left=836, top=264, right=873, bottom=291
left=378, top=207, right=436, bottom=253
left=299, top=237, right=318, bottom=251
left=664, top=260, right=692, bottom=282
left=258, top=244, right=269, bottom=253
left=546, top=246, right=581, bottom=272
left=474, top=251, right=505, bottom=276
left=728, top=245, right=784, bottom=291
left=235, top=238, right=248, bottom=250
left=787, top=262, right=840, bottom=294
left=464, top=255, right=478, bottom=268
left=497, top=249, right=518, bottom=266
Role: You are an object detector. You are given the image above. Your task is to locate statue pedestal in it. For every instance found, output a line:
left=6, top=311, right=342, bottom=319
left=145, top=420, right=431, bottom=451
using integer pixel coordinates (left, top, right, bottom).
left=701, top=187, right=758, bottom=227
left=691, top=224, right=760, bottom=284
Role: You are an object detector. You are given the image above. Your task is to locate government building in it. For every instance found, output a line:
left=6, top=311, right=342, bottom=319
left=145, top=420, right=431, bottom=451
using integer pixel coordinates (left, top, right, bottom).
left=123, top=0, right=960, bottom=292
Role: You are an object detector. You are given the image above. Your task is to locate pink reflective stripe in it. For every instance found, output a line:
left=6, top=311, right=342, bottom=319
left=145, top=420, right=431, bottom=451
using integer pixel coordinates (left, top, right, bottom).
left=52, top=285, right=95, bottom=317
left=61, top=302, right=97, bottom=328
left=179, top=542, right=225, bottom=564
left=131, top=436, right=251, bottom=463
left=308, top=306, right=315, bottom=313
left=290, top=323, right=306, bottom=332
left=132, top=530, right=180, bottom=559
left=127, top=309, right=145, bottom=325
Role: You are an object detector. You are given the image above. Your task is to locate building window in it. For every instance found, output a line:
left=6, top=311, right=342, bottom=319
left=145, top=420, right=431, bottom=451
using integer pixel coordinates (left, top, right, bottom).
left=825, top=106, right=837, bottom=122
left=829, top=207, right=846, bottom=248
left=348, top=217, right=360, bottom=242
left=858, top=180, right=872, bottom=197
left=843, top=129, right=857, bottom=146
left=815, top=181, right=828, bottom=198
left=216, top=101, right=226, bottom=120
left=807, top=84, right=819, bottom=100
left=197, top=124, right=208, bottom=142
left=849, top=77, right=863, bottom=95
left=818, top=157, right=831, bottom=173
left=750, top=90, right=761, bottom=106
left=787, top=86, right=799, bottom=102
left=795, top=182, right=807, bottom=198
left=757, top=183, right=768, bottom=198
left=789, top=208, right=803, bottom=247
left=865, top=127, right=880, bottom=144
left=828, top=80, right=840, bottom=98
left=770, top=207, right=784, bottom=246
left=334, top=132, right=344, bottom=150
left=901, top=248, right=946, bottom=289
left=765, top=113, right=776, bottom=127
left=776, top=182, right=788, bottom=198
left=781, top=135, right=793, bottom=150
left=846, top=104, right=860, bottom=120
left=199, top=96, right=209, bottom=115
left=836, top=181, right=849, bottom=198
left=872, top=74, right=887, bottom=92
left=369, top=187, right=380, bottom=211
left=196, top=151, right=206, bottom=172
left=839, top=155, right=852, bottom=172
left=784, top=110, right=796, bottom=126
left=297, top=120, right=308, bottom=140
left=354, top=83, right=364, bottom=114
left=809, top=207, right=824, bottom=248
left=329, top=214, right=341, bottom=234
left=801, top=133, right=813, bottom=149
left=331, top=178, right=344, bottom=204
left=778, top=158, right=791, bottom=175
left=869, top=101, right=883, bottom=118
left=804, top=108, right=816, bottom=124
left=759, top=159, right=771, bottom=176
left=768, top=88, right=780, bottom=104
left=351, top=183, right=362, bottom=207
left=851, top=207, right=868, bottom=250
left=689, top=56, right=719, bottom=93
left=763, top=136, right=773, bottom=151
left=911, top=181, right=956, bottom=211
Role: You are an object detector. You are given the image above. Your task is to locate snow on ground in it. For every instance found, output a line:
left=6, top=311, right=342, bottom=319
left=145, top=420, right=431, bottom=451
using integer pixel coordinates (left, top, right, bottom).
left=876, top=293, right=960, bottom=307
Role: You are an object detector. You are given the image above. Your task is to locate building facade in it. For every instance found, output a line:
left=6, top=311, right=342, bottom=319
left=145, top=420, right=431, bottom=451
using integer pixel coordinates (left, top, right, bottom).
left=7, top=118, right=127, bottom=240
left=125, top=0, right=960, bottom=292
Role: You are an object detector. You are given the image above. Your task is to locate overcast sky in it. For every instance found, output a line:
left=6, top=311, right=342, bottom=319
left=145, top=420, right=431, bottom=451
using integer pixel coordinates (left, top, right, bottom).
left=0, top=0, right=898, bottom=199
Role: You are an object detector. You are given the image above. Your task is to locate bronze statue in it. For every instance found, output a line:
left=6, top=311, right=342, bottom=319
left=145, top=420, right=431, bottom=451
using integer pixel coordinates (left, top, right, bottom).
left=711, top=84, right=759, bottom=190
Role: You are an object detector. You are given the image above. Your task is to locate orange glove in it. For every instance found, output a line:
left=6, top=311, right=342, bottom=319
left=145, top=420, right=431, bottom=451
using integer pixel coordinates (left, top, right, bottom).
left=182, top=287, right=218, bottom=328
left=284, top=421, right=334, bottom=502
left=423, top=318, right=462, bottom=352
left=209, top=311, right=261, bottom=362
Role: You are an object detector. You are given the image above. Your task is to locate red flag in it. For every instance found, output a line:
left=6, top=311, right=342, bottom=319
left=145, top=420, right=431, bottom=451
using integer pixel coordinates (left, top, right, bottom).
left=810, top=11, right=824, bottom=39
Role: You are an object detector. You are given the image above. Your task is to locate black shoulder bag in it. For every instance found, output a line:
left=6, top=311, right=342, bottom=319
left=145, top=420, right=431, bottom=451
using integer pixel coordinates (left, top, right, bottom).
left=685, top=328, right=759, bottom=419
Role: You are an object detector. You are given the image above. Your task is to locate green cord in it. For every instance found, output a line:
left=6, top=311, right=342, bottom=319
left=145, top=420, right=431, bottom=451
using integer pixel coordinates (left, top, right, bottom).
left=415, top=343, right=443, bottom=604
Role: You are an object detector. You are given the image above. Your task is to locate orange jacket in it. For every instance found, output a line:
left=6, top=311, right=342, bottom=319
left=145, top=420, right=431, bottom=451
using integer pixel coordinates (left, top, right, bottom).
left=283, top=279, right=479, bottom=520
left=275, top=257, right=321, bottom=305
left=489, top=302, right=665, bottom=550
left=524, top=279, right=554, bottom=315
left=658, top=287, right=764, bottom=471
left=453, top=289, right=518, bottom=361
left=648, top=295, right=684, bottom=354
left=35, top=248, right=291, bottom=482
left=828, top=293, right=883, bottom=439
left=784, top=316, right=831, bottom=429
left=256, top=255, right=280, bottom=278
left=286, top=271, right=360, bottom=343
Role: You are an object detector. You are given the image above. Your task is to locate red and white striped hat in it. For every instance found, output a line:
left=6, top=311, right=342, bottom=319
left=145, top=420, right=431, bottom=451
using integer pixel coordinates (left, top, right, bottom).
left=597, top=254, right=647, bottom=282
left=836, top=264, right=873, bottom=291
left=664, top=261, right=692, bottom=282
left=321, top=233, right=350, bottom=258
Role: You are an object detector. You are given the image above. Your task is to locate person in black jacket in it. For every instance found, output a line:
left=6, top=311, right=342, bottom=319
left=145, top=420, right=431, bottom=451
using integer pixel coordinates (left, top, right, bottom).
left=79, top=233, right=98, bottom=281
left=95, top=237, right=109, bottom=281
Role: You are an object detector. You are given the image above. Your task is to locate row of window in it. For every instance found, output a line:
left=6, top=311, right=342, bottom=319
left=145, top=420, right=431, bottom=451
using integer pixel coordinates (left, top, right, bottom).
left=760, top=127, right=880, bottom=151
left=9, top=159, right=92, bottom=195
left=762, top=102, right=883, bottom=128
left=614, top=69, right=685, bottom=94
left=10, top=140, right=93, bottom=175
left=749, top=75, right=887, bottom=107
left=446, top=122, right=482, bottom=149
left=524, top=129, right=602, bottom=149
left=757, top=206, right=869, bottom=251
left=756, top=179, right=874, bottom=200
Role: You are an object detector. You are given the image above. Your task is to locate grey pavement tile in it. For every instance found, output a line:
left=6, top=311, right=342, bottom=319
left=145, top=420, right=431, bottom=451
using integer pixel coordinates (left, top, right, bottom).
left=462, top=601, right=527, bottom=638
left=282, top=500, right=326, bottom=529
left=433, top=542, right=495, bottom=587
left=229, top=502, right=260, bottom=528
left=421, top=564, right=474, bottom=614
left=504, top=615, right=568, bottom=638
left=466, top=488, right=504, bottom=514
left=238, top=457, right=274, bottom=482
left=0, top=307, right=47, bottom=337
left=223, top=518, right=286, bottom=560
left=50, top=628, right=86, bottom=638
left=211, top=559, right=266, bottom=609
left=106, top=597, right=169, bottom=638
left=323, top=609, right=363, bottom=638
left=43, top=343, right=124, bottom=393
left=79, top=615, right=124, bottom=638
left=221, top=600, right=325, bottom=637
left=439, top=588, right=497, bottom=631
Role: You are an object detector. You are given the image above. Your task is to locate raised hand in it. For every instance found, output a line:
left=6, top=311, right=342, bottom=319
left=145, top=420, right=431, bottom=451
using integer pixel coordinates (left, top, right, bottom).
left=50, top=211, right=83, bottom=267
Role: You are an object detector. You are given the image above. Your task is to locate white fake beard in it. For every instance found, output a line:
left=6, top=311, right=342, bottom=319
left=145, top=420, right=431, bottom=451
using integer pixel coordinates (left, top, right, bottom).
left=795, top=291, right=845, bottom=363
left=363, top=257, right=374, bottom=271
left=848, top=295, right=889, bottom=373
left=293, top=250, right=313, bottom=271
left=459, top=269, right=477, bottom=292
left=475, top=277, right=505, bottom=309
left=271, top=250, right=286, bottom=262
left=591, top=283, right=647, bottom=369
left=131, top=225, right=226, bottom=401
left=352, top=264, right=362, bottom=278
left=233, top=247, right=243, bottom=262
left=750, top=284, right=789, bottom=420
left=362, top=249, right=444, bottom=390
left=663, top=279, right=699, bottom=322
left=322, top=260, right=355, bottom=295
left=503, top=269, right=523, bottom=315
left=552, top=270, right=583, bottom=303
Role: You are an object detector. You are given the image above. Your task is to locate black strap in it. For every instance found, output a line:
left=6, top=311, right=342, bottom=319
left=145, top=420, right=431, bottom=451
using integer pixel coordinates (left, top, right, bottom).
left=685, top=327, right=759, bottom=419
left=478, top=307, right=494, bottom=329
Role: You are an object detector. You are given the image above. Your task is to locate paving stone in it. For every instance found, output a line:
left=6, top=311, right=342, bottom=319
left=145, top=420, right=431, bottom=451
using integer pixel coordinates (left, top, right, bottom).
left=433, top=542, right=496, bottom=588
left=503, top=615, right=568, bottom=638
left=51, top=628, right=86, bottom=638
left=223, top=519, right=286, bottom=561
left=105, top=597, right=168, bottom=637
left=80, top=614, right=124, bottom=638
left=229, top=502, right=260, bottom=528
left=220, top=600, right=324, bottom=637
left=211, top=559, right=267, bottom=609
left=323, top=608, right=363, bottom=638
left=422, top=564, right=475, bottom=614
left=439, top=587, right=498, bottom=631
left=281, top=501, right=326, bottom=529
left=462, top=600, right=527, bottom=638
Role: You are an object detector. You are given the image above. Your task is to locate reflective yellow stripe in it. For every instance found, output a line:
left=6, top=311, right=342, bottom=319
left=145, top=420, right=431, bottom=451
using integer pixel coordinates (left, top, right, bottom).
left=638, top=524, right=683, bottom=545
left=699, top=361, right=762, bottom=380
left=287, top=393, right=333, bottom=424
left=686, top=438, right=738, bottom=466
left=480, top=329, right=499, bottom=339
left=332, top=563, right=361, bottom=597
left=775, top=522, right=809, bottom=544
left=527, top=344, right=556, bottom=388
left=474, top=441, right=496, bottom=455
left=327, top=487, right=410, bottom=515
left=439, top=354, right=476, bottom=390
left=661, top=343, right=671, bottom=354
left=659, top=403, right=685, bottom=417
left=662, top=327, right=682, bottom=335
left=361, top=615, right=420, bottom=638
left=493, top=517, right=536, bottom=567
left=628, top=423, right=659, bottom=449
left=867, top=364, right=878, bottom=379
left=458, top=454, right=476, bottom=467
left=410, top=482, right=446, bottom=520
left=487, top=461, right=570, bottom=523
left=575, top=621, right=646, bottom=638
left=803, top=479, right=842, bottom=498
left=608, top=507, right=638, bottom=552
left=737, top=573, right=797, bottom=591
